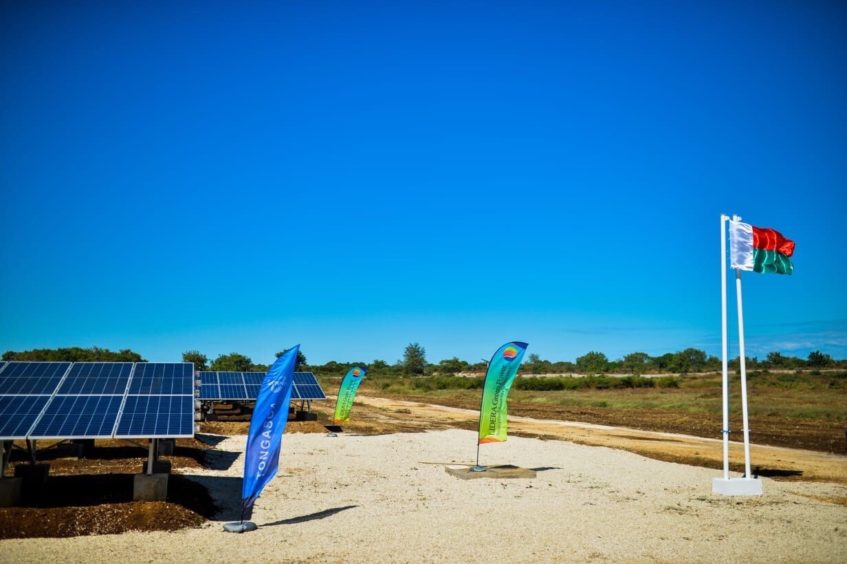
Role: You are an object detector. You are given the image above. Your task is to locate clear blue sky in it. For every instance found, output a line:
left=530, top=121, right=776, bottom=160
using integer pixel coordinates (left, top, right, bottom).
left=1, top=1, right=845, bottom=364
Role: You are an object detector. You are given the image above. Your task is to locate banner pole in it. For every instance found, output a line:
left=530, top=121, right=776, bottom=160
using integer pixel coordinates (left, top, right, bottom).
left=473, top=360, right=488, bottom=471
left=735, top=266, right=753, bottom=479
left=720, top=214, right=730, bottom=480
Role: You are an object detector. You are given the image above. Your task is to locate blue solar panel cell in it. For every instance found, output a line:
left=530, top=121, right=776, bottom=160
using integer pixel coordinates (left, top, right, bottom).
left=0, top=362, right=71, bottom=395
left=296, top=384, right=326, bottom=400
left=217, top=373, right=243, bottom=385
left=115, top=395, right=194, bottom=437
left=198, top=372, right=219, bottom=399
left=0, top=396, right=51, bottom=438
left=128, top=363, right=193, bottom=395
left=293, top=372, right=318, bottom=386
left=30, top=395, right=123, bottom=438
left=198, top=372, right=217, bottom=386
left=242, top=373, right=264, bottom=386
left=243, top=384, right=261, bottom=397
left=218, top=385, right=247, bottom=399
left=57, top=363, right=133, bottom=395
left=199, top=385, right=220, bottom=399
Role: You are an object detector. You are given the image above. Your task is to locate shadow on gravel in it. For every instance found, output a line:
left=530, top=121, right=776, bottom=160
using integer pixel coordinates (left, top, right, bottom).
left=199, top=449, right=241, bottom=471
left=261, top=505, right=358, bottom=527
left=754, top=467, right=804, bottom=478
left=195, top=434, right=228, bottom=447
left=182, top=475, right=245, bottom=521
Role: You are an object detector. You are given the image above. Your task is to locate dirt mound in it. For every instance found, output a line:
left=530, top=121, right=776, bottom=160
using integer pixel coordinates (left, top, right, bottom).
left=1, top=446, right=219, bottom=539
left=0, top=501, right=205, bottom=539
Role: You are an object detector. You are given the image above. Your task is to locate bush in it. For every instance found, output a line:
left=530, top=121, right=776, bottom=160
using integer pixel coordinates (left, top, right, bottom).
left=411, top=375, right=483, bottom=391
left=619, top=375, right=656, bottom=389
left=656, top=376, right=680, bottom=389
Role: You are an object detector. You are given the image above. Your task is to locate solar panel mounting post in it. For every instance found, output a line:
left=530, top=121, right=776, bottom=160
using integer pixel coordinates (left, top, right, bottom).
left=147, top=439, right=156, bottom=475
left=0, top=441, right=11, bottom=478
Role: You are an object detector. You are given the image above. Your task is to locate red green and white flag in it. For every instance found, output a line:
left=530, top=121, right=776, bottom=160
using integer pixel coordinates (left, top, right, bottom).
left=729, top=220, right=795, bottom=275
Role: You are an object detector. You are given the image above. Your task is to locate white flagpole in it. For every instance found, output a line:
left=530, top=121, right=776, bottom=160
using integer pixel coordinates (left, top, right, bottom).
left=735, top=268, right=753, bottom=479
left=720, top=214, right=730, bottom=480
left=713, top=215, right=762, bottom=496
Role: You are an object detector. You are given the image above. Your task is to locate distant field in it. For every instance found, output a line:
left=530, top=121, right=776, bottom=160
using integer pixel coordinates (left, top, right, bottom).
left=319, top=370, right=847, bottom=454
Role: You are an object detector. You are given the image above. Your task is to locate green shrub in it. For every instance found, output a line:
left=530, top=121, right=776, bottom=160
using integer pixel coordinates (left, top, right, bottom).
left=619, top=375, right=656, bottom=388
left=656, top=377, right=680, bottom=389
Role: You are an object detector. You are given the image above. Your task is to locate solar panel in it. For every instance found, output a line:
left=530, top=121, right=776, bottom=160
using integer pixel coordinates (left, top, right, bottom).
left=198, top=371, right=220, bottom=400
left=115, top=395, right=194, bottom=437
left=293, top=372, right=326, bottom=400
left=242, top=373, right=264, bottom=386
left=0, top=361, right=197, bottom=440
left=129, top=362, right=193, bottom=394
left=0, top=362, right=72, bottom=440
left=0, top=396, right=52, bottom=439
left=114, top=363, right=195, bottom=438
left=57, top=362, right=133, bottom=395
left=196, top=371, right=326, bottom=401
left=28, top=363, right=134, bottom=439
left=30, top=395, right=124, bottom=439
left=0, top=361, right=72, bottom=395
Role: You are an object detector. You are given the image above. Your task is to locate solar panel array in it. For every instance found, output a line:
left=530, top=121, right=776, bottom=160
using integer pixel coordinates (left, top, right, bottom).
left=0, top=362, right=196, bottom=440
left=198, top=371, right=326, bottom=401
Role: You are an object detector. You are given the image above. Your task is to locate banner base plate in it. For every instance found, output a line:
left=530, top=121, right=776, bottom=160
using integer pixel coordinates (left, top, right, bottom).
left=447, top=465, right=536, bottom=480
left=223, top=521, right=258, bottom=533
left=712, top=477, right=763, bottom=496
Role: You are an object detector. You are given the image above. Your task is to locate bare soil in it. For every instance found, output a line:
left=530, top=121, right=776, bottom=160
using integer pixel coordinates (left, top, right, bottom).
left=2, top=393, right=844, bottom=541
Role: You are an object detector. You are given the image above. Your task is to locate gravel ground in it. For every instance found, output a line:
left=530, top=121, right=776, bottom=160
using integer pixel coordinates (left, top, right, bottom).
left=2, top=429, right=845, bottom=562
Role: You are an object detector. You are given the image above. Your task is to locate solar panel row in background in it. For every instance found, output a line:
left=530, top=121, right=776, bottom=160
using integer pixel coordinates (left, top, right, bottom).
left=0, top=362, right=195, bottom=440
left=198, top=371, right=326, bottom=401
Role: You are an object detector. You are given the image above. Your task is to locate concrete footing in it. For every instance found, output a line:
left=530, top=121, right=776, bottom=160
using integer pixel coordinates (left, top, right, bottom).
left=712, top=477, right=763, bottom=496
left=133, top=473, right=169, bottom=501
left=0, top=478, right=22, bottom=507
left=445, top=464, right=537, bottom=480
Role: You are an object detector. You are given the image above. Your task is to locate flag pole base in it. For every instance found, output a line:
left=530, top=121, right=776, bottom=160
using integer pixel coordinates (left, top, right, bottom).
left=470, top=465, right=487, bottom=472
left=223, top=521, right=258, bottom=533
left=712, top=477, right=763, bottom=496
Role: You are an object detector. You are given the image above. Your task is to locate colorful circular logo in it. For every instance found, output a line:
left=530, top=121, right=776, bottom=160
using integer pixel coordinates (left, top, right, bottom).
left=503, top=346, right=518, bottom=360
left=352, top=368, right=362, bottom=377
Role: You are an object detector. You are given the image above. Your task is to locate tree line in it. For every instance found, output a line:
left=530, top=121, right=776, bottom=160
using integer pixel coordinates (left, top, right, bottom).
left=2, top=344, right=843, bottom=377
